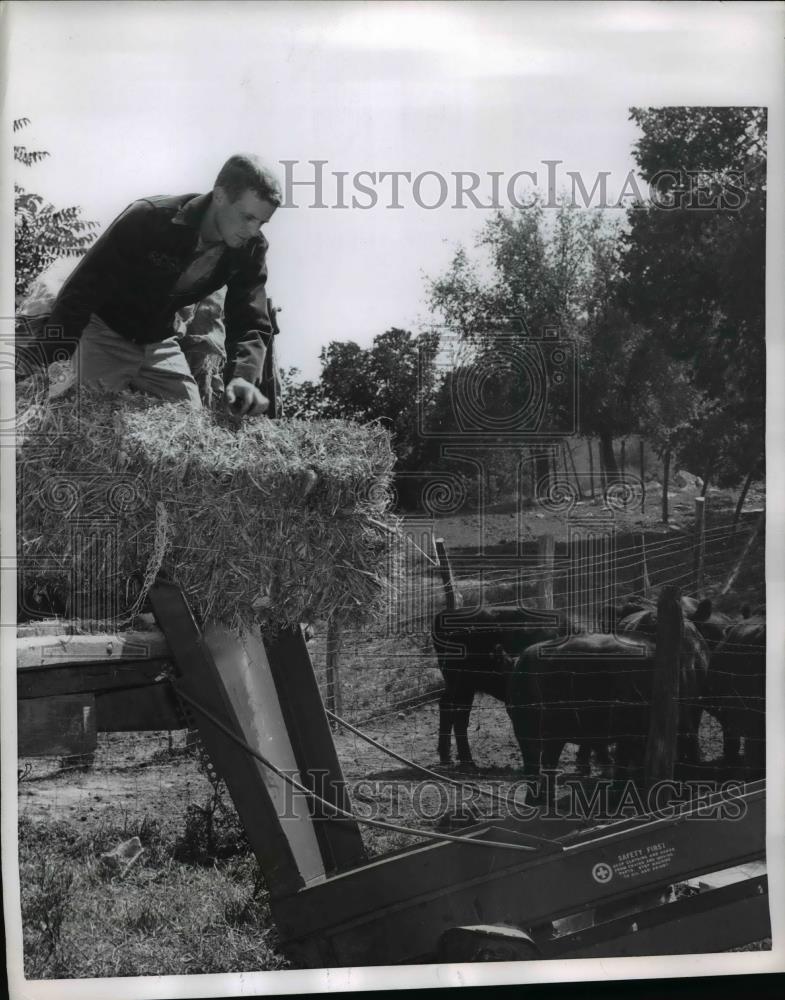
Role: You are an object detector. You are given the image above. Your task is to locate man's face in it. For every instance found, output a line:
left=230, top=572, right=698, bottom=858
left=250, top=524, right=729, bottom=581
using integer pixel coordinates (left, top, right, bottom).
left=213, top=187, right=277, bottom=247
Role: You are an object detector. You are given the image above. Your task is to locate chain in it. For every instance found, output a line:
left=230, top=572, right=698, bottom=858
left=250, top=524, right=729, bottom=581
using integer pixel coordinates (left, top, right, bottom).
left=165, top=666, right=230, bottom=814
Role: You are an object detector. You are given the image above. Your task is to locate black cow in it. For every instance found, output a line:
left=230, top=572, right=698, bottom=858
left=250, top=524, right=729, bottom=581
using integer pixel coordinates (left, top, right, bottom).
left=507, top=613, right=709, bottom=787
left=431, top=606, right=566, bottom=765
left=602, top=595, right=731, bottom=651
left=703, top=613, right=766, bottom=779
left=615, top=597, right=766, bottom=772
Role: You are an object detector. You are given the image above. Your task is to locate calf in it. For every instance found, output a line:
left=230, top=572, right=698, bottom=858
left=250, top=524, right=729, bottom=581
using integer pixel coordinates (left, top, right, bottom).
left=614, top=607, right=711, bottom=767
left=507, top=613, right=709, bottom=787
left=431, top=606, right=565, bottom=765
left=703, top=613, right=766, bottom=779
left=602, top=594, right=731, bottom=651
left=616, top=597, right=766, bottom=770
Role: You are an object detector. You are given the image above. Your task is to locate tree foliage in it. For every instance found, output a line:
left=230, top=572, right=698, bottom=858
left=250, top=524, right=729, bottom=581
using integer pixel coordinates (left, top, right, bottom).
left=14, top=119, right=98, bottom=300
left=427, top=200, right=662, bottom=473
left=426, top=108, right=766, bottom=490
left=621, top=106, right=766, bottom=486
left=282, top=329, right=441, bottom=472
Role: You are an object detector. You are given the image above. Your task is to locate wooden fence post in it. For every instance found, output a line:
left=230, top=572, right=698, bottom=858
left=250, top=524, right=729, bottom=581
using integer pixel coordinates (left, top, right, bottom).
left=721, top=511, right=765, bottom=595
left=587, top=438, right=596, bottom=500
left=661, top=449, right=671, bottom=524
left=434, top=537, right=462, bottom=610
left=325, top=622, right=342, bottom=729
left=564, top=439, right=584, bottom=499
left=640, top=439, right=646, bottom=515
left=733, top=461, right=760, bottom=532
left=693, top=497, right=706, bottom=596
left=645, top=585, right=683, bottom=789
left=537, top=534, right=555, bottom=610
left=634, top=532, right=651, bottom=597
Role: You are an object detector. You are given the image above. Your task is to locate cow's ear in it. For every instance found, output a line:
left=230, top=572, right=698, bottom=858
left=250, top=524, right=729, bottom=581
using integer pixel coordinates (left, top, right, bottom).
left=693, top=598, right=713, bottom=622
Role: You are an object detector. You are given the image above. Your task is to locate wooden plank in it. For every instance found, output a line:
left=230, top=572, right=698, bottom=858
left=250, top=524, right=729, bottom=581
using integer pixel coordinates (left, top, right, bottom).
left=17, top=621, right=82, bottom=638
left=18, top=694, right=97, bottom=757
left=273, top=787, right=766, bottom=966
left=265, top=626, right=366, bottom=876
left=17, top=659, right=171, bottom=699
left=17, top=619, right=158, bottom=638
left=17, top=630, right=169, bottom=668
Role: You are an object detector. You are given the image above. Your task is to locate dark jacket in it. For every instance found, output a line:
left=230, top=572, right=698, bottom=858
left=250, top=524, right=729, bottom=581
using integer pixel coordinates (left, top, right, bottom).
left=46, top=192, right=273, bottom=387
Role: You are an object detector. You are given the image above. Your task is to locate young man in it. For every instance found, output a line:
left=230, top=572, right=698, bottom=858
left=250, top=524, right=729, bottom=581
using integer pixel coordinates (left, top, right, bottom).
left=42, top=154, right=281, bottom=416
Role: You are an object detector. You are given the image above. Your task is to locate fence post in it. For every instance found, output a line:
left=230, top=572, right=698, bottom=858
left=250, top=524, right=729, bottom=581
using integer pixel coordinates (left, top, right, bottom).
left=634, top=532, right=651, bottom=597
left=645, top=586, right=682, bottom=789
left=721, top=510, right=765, bottom=595
left=434, top=536, right=462, bottom=610
left=325, top=622, right=342, bottom=729
left=564, top=439, right=584, bottom=499
left=587, top=438, right=596, bottom=500
left=693, top=497, right=706, bottom=596
left=732, top=461, right=760, bottom=532
left=640, top=439, right=646, bottom=515
left=661, top=449, right=671, bottom=524
left=537, top=534, right=555, bottom=610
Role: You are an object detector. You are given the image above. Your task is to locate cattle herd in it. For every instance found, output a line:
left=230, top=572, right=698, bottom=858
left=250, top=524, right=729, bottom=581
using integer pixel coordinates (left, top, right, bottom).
left=431, top=594, right=766, bottom=786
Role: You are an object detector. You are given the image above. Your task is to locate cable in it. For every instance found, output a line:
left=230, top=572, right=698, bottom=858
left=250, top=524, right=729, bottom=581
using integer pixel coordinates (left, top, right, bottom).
left=174, top=685, right=550, bottom=854
left=325, top=708, right=557, bottom=828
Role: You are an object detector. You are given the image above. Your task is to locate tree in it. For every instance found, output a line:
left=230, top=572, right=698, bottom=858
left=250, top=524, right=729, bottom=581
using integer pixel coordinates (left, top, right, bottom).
left=428, top=200, right=651, bottom=484
left=315, top=328, right=441, bottom=471
left=278, top=366, right=328, bottom=419
left=14, top=118, right=97, bottom=300
left=620, top=107, right=766, bottom=488
left=279, top=330, right=442, bottom=471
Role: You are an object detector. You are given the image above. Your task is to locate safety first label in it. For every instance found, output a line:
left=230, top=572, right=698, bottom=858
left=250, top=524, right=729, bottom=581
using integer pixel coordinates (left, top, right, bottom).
left=591, top=841, right=675, bottom=884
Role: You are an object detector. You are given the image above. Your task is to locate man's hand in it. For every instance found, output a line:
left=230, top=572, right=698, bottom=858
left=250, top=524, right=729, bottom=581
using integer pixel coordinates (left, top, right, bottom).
left=225, top=377, right=269, bottom=417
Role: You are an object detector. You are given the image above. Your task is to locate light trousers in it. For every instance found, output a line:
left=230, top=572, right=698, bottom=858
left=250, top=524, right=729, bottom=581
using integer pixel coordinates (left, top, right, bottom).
left=70, top=313, right=202, bottom=409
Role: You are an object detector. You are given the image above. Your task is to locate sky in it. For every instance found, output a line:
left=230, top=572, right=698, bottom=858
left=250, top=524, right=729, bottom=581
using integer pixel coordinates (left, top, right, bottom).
left=6, top=1, right=782, bottom=380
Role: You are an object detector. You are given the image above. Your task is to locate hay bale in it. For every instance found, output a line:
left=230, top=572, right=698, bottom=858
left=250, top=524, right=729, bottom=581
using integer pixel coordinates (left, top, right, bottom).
left=17, top=389, right=403, bottom=631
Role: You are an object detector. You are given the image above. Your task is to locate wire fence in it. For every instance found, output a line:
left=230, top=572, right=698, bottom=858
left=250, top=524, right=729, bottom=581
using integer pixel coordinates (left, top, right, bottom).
left=17, top=507, right=765, bottom=839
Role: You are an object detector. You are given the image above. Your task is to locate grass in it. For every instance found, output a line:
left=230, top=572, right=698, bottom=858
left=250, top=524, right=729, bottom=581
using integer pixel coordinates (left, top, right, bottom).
left=18, top=813, right=288, bottom=979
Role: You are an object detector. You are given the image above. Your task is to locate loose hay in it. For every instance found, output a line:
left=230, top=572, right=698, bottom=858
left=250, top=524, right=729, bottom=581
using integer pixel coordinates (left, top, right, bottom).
left=17, top=387, right=403, bottom=631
